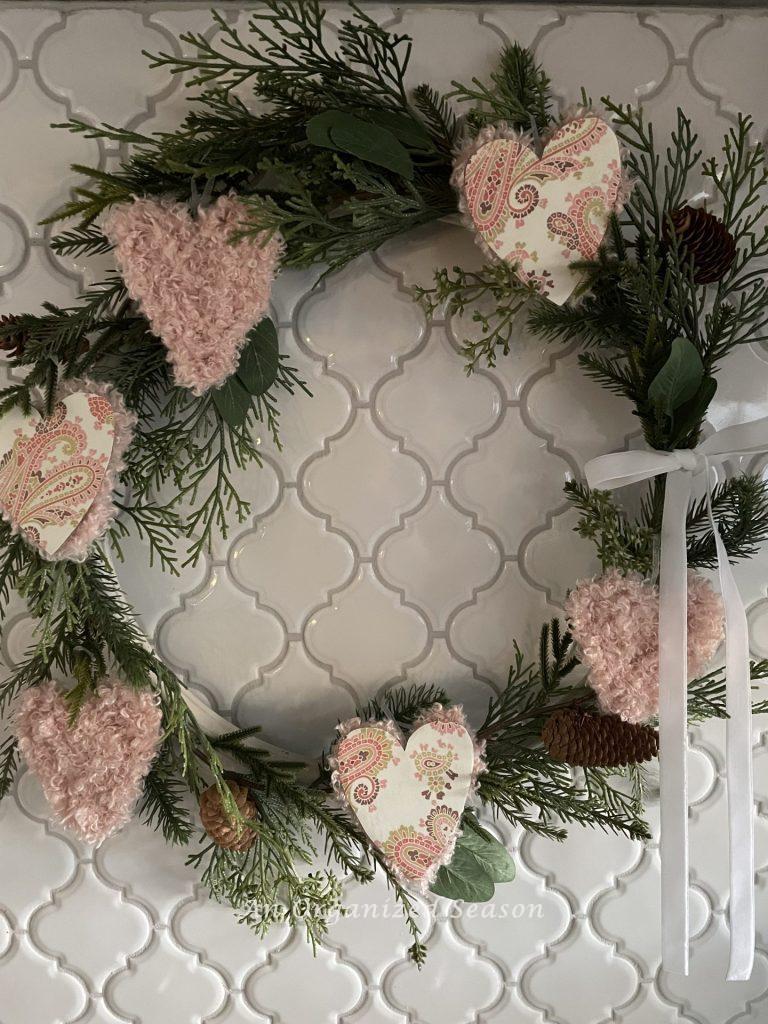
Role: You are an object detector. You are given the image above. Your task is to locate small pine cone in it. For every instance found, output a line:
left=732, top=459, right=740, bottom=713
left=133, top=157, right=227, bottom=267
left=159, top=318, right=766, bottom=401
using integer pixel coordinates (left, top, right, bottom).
left=663, top=205, right=736, bottom=284
left=0, top=314, right=28, bottom=358
left=542, top=709, right=658, bottom=768
left=199, top=781, right=257, bottom=852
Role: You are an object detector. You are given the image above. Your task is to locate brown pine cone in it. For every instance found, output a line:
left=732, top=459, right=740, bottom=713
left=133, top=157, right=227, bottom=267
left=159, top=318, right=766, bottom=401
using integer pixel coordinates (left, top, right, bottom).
left=542, top=708, right=658, bottom=768
left=199, top=781, right=257, bottom=852
left=0, top=314, right=28, bottom=358
left=663, top=205, right=736, bottom=285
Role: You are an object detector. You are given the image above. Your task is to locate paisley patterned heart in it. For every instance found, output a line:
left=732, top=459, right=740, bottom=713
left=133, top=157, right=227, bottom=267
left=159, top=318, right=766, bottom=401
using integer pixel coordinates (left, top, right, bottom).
left=458, top=115, right=623, bottom=305
left=0, top=390, right=121, bottom=559
left=332, top=707, right=482, bottom=889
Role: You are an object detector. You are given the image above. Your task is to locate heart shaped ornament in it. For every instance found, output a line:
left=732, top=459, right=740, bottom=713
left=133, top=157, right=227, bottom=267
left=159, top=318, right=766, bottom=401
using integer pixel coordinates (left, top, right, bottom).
left=566, top=568, right=724, bottom=723
left=332, top=707, right=483, bottom=889
left=458, top=115, right=623, bottom=305
left=0, top=388, right=129, bottom=559
left=16, top=680, right=162, bottom=844
left=104, top=196, right=283, bottom=395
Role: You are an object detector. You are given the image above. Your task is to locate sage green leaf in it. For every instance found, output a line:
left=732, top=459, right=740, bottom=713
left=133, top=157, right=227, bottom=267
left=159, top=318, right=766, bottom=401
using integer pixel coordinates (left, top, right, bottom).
left=648, top=337, right=704, bottom=416
left=237, top=317, right=279, bottom=396
left=430, top=844, right=495, bottom=902
left=306, top=111, right=414, bottom=179
left=362, top=109, right=433, bottom=151
left=670, top=376, right=717, bottom=445
left=459, top=827, right=516, bottom=883
left=212, top=374, right=252, bottom=428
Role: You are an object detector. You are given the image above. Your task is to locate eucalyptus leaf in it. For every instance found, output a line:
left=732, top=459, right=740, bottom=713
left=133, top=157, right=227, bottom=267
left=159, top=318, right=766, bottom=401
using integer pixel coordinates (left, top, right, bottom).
left=212, top=374, right=252, bottom=428
left=306, top=110, right=414, bottom=179
left=458, top=827, right=516, bottom=883
left=238, top=317, right=279, bottom=396
left=648, top=337, right=704, bottom=416
left=430, top=845, right=495, bottom=902
left=362, top=109, right=433, bottom=151
left=670, top=376, right=718, bottom=445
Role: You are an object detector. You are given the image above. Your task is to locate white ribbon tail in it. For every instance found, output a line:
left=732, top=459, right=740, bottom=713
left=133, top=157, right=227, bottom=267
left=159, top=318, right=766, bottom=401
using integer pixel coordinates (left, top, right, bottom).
left=658, top=469, right=692, bottom=975
left=706, top=483, right=755, bottom=981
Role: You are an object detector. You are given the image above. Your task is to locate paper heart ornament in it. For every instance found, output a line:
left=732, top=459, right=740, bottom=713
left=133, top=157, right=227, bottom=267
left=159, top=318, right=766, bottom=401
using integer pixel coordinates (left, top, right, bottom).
left=566, top=568, right=724, bottom=723
left=104, top=195, right=283, bottom=395
left=332, top=707, right=484, bottom=889
left=15, top=680, right=162, bottom=844
left=457, top=114, right=624, bottom=305
left=0, top=384, right=134, bottom=560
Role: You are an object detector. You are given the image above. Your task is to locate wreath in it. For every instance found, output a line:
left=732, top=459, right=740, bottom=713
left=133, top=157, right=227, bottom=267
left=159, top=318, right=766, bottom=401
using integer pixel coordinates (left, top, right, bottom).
left=1, top=2, right=767, bottom=975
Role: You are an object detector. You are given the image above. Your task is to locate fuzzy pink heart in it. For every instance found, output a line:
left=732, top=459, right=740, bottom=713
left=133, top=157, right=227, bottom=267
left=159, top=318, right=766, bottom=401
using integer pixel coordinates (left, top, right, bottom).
left=565, top=569, right=724, bottom=723
left=15, top=680, right=162, bottom=844
left=104, top=195, right=283, bottom=395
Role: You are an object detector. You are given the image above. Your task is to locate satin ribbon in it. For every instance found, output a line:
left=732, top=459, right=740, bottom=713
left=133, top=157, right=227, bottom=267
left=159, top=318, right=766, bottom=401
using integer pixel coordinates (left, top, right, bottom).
left=585, top=415, right=768, bottom=980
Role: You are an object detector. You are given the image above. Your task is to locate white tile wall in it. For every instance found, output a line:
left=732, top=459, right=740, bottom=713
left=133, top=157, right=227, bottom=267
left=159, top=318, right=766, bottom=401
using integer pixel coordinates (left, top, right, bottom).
left=1, top=4, right=768, bottom=1022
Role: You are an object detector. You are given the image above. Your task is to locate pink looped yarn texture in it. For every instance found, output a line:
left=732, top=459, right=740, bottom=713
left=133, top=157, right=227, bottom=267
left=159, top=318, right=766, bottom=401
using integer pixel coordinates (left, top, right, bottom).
left=104, top=195, right=282, bottom=395
left=565, top=568, right=724, bottom=723
left=15, top=680, right=162, bottom=844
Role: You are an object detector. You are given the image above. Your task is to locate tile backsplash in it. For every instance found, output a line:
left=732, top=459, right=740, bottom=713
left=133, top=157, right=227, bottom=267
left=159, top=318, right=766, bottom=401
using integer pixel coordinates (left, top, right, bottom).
left=1, top=4, right=768, bottom=1022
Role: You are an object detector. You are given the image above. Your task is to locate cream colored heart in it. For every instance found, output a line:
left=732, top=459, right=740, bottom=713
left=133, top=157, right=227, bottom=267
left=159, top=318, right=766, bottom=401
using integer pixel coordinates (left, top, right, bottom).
left=333, top=710, right=477, bottom=888
left=0, top=392, right=116, bottom=556
left=461, top=115, right=623, bottom=305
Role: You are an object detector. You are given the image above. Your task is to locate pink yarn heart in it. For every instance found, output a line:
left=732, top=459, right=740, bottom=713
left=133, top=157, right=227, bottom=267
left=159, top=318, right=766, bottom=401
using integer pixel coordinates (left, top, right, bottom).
left=15, top=680, right=162, bottom=844
left=565, top=568, right=724, bottom=723
left=104, top=195, right=283, bottom=395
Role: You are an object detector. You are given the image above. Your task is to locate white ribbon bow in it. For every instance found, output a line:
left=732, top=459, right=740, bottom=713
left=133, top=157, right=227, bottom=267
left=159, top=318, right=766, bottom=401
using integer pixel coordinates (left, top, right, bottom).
left=585, top=415, right=768, bottom=981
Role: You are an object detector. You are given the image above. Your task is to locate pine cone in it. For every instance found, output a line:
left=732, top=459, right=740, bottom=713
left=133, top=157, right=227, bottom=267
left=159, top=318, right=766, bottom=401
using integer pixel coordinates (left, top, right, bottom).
left=0, top=314, right=28, bottom=358
left=663, top=205, right=736, bottom=284
left=542, top=709, right=658, bottom=767
left=199, top=781, right=257, bottom=852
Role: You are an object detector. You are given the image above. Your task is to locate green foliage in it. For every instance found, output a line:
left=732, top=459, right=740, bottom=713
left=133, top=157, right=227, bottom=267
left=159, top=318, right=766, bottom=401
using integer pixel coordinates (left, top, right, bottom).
left=450, top=43, right=552, bottom=135
left=532, top=109, right=768, bottom=448
left=47, top=3, right=457, bottom=278
left=476, top=620, right=650, bottom=841
left=355, top=681, right=450, bottom=726
left=0, top=735, right=18, bottom=800
left=564, top=482, right=655, bottom=575
left=430, top=822, right=515, bottom=901
left=140, top=753, right=195, bottom=846
left=306, top=110, right=416, bottom=178
left=648, top=337, right=704, bottom=418
left=414, top=262, right=535, bottom=370
left=684, top=475, right=768, bottom=568
left=687, top=660, right=768, bottom=721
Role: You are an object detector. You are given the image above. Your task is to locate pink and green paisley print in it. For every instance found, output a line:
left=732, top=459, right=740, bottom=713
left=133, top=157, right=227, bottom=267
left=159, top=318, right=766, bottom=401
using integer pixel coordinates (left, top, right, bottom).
left=0, top=393, right=116, bottom=556
left=461, top=114, right=623, bottom=305
left=332, top=708, right=484, bottom=889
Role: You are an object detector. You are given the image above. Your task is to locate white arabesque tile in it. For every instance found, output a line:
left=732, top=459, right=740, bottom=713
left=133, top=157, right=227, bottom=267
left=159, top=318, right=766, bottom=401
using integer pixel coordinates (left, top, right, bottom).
left=305, top=564, right=428, bottom=702
left=38, top=12, right=173, bottom=127
left=377, top=487, right=500, bottom=629
left=230, top=489, right=354, bottom=633
left=303, top=411, right=426, bottom=554
left=234, top=641, right=355, bottom=757
left=450, top=408, right=571, bottom=551
left=376, top=326, right=502, bottom=474
left=159, top=567, right=285, bottom=711
left=298, top=254, right=425, bottom=400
